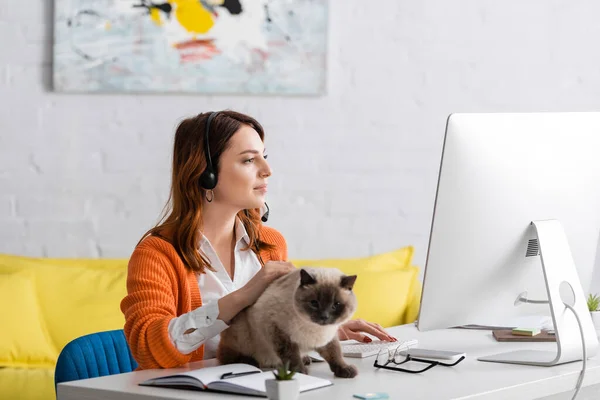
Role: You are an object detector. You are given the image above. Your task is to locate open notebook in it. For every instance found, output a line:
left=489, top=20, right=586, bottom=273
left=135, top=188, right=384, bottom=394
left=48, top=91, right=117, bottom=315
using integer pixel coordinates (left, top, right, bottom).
left=139, top=363, right=332, bottom=397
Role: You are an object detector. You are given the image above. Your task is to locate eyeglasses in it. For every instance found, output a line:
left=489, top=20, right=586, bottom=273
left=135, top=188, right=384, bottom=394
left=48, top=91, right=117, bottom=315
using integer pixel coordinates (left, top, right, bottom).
left=374, top=346, right=465, bottom=374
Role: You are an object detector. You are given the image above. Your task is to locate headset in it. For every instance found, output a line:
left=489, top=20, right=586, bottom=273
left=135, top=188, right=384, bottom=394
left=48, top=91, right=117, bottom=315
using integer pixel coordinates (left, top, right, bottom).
left=199, top=111, right=270, bottom=223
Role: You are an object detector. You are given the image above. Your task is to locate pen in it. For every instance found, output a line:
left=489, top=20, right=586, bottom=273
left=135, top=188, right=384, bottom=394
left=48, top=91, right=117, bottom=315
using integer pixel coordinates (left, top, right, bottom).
left=220, top=371, right=262, bottom=380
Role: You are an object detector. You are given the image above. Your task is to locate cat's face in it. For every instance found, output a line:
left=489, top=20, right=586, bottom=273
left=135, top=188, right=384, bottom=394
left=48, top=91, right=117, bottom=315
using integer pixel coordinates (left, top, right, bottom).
left=295, top=269, right=358, bottom=326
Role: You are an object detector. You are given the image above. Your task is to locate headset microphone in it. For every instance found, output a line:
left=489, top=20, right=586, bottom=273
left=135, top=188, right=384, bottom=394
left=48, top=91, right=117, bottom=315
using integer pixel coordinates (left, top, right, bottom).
left=261, top=203, right=270, bottom=223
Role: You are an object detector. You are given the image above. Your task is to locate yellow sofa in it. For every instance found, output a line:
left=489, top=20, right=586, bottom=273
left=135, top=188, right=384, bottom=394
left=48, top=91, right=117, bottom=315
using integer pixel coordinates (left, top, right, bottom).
left=0, top=246, right=421, bottom=400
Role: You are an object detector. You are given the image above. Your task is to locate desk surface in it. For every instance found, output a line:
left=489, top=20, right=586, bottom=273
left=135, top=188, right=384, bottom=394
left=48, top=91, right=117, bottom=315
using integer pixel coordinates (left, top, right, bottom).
left=57, top=325, right=600, bottom=400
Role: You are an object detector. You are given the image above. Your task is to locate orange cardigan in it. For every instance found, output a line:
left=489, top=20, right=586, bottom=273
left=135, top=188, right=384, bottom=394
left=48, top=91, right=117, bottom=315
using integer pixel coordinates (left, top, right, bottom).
left=120, top=225, right=288, bottom=370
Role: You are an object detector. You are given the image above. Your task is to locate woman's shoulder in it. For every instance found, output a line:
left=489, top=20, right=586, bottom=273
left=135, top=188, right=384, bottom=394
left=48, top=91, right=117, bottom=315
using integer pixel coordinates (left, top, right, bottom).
left=128, top=234, right=190, bottom=279
left=136, top=234, right=174, bottom=252
left=258, top=225, right=286, bottom=246
left=131, top=234, right=180, bottom=265
left=258, top=225, right=288, bottom=261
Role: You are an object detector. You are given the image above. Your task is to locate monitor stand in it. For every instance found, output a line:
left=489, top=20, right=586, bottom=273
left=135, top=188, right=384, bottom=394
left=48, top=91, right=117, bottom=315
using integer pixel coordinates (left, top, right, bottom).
left=478, top=219, right=599, bottom=366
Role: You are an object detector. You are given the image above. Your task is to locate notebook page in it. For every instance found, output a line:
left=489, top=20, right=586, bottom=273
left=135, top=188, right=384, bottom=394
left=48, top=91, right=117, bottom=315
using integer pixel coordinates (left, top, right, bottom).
left=210, top=371, right=332, bottom=395
left=146, top=363, right=261, bottom=387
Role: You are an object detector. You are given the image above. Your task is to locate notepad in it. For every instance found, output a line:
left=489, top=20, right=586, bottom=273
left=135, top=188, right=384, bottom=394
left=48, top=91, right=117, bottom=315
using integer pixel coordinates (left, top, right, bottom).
left=139, top=363, right=332, bottom=397
left=512, top=328, right=541, bottom=337
left=492, top=329, right=555, bottom=342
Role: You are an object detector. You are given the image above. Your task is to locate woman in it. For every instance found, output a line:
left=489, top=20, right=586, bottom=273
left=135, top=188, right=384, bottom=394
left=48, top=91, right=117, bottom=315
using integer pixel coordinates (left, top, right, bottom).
left=120, top=110, right=396, bottom=370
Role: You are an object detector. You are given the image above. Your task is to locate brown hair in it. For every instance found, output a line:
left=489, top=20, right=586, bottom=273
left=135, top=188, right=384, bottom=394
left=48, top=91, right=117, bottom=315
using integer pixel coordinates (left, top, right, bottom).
left=140, top=110, right=274, bottom=273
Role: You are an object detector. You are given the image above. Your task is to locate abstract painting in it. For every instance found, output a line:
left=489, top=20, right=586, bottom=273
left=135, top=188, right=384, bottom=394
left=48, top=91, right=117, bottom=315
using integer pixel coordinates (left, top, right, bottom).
left=53, top=0, right=328, bottom=94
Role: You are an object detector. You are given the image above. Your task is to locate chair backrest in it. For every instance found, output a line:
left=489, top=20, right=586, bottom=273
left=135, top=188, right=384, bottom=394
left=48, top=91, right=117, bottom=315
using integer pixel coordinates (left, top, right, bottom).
left=54, top=329, right=138, bottom=392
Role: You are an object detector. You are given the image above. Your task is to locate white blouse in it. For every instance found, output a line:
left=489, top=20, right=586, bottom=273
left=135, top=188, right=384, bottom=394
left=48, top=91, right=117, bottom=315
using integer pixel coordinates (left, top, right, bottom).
left=167, top=218, right=263, bottom=359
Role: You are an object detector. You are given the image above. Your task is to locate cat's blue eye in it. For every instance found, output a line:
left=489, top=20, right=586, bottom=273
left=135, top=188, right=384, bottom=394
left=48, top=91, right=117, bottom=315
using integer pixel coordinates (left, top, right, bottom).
left=332, top=302, right=341, bottom=310
left=310, top=300, right=319, bottom=308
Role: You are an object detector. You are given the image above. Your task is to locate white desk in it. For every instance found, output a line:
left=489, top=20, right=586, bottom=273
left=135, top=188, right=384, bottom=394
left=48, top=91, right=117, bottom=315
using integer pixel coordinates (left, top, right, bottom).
left=57, top=324, right=600, bottom=400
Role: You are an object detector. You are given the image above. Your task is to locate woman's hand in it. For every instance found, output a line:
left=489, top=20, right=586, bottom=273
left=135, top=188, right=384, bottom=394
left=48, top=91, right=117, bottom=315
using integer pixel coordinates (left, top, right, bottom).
left=240, top=261, right=296, bottom=306
left=338, top=319, right=397, bottom=343
left=218, top=261, right=295, bottom=324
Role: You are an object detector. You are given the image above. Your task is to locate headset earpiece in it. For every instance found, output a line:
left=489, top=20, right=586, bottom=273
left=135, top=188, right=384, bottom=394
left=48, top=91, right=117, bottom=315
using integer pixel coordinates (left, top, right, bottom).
left=199, top=112, right=219, bottom=190
left=199, top=170, right=217, bottom=190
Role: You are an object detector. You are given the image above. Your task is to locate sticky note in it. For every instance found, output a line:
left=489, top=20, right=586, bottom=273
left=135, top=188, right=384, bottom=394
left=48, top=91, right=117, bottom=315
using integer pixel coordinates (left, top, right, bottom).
left=353, top=394, right=390, bottom=400
left=512, top=327, right=541, bottom=336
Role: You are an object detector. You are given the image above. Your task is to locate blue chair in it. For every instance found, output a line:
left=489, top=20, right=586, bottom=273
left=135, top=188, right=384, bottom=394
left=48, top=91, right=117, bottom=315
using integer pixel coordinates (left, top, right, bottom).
left=54, top=329, right=138, bottom=393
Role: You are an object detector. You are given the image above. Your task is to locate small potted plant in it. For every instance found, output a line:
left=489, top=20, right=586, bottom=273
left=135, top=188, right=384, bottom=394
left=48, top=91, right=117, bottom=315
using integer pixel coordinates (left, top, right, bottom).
left=265, top=361, right=299, bottom=400
left=587, top=293, right=600, bottom=335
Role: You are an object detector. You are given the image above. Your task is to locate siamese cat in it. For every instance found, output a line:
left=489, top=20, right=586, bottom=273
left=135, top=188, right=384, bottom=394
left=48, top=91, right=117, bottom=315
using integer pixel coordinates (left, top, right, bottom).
left=217, top=268, right=358, bottom=378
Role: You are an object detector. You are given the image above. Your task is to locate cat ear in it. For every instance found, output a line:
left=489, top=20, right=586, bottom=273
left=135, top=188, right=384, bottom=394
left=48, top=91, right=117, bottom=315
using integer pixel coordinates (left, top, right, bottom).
left=300, top=269, right=317, bottom=286
left=340, top=275, right=357, bottom=290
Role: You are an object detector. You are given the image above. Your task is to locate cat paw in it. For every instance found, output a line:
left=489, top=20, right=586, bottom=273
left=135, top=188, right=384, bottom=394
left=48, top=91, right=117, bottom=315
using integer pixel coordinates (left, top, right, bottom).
left=302, top=355, right=312, bottom=366
left=332, top=364, right=358, bottom=378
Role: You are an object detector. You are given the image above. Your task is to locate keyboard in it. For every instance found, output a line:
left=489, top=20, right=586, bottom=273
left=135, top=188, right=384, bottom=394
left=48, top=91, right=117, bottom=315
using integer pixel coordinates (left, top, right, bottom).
left=341, top=339, right=419, bottom=358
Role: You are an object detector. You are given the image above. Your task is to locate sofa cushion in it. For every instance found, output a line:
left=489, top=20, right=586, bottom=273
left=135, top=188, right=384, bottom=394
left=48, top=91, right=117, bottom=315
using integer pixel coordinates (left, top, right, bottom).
left=291, top=246, right=421, bottom=327
left=0, top=366, right=55, bottom=400
left=0, top=271, right=57, bottom=368
left=292, top=245, right=414, bottom=273
left=0, top=254, right=128, bottom=353
left=36, top=265, right=128, bottom=352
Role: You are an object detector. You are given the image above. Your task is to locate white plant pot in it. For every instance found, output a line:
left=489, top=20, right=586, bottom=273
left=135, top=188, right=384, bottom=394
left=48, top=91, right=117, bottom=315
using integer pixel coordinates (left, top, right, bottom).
left=265, top=379, right=299, bottom=400
left=591, top=311, right=600, bottom=337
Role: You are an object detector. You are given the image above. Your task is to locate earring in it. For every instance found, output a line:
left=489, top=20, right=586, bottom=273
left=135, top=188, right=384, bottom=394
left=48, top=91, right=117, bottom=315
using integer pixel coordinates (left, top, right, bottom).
left=206, top=190, right=214, bottom=203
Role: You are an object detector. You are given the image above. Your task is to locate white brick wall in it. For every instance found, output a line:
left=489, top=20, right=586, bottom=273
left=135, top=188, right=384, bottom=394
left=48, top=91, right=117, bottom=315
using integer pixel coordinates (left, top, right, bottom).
left=2, top=0, right=600, bottom=289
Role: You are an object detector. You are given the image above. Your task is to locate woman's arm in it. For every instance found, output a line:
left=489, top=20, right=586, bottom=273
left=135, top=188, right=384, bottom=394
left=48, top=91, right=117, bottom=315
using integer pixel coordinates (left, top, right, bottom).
left=120, top=247, right=193, bottom=369
left=168, top=261, right=296, bottom=353
left=166, top=290, right=247, bottom=355
left=216, top=289, right=248, bottom=324
left=167, top=294, right=242, bottom=354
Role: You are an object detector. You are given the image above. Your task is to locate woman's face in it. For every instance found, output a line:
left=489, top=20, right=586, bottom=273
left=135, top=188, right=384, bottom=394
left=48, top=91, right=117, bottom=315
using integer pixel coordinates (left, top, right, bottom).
left=213, top=124, right=271, bottom=210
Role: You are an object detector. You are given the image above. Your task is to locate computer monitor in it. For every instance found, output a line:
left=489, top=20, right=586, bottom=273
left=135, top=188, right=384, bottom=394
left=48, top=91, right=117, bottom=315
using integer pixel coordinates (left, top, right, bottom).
left=417, top=112, right=600, bottom=366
